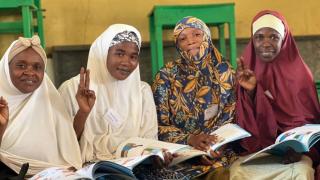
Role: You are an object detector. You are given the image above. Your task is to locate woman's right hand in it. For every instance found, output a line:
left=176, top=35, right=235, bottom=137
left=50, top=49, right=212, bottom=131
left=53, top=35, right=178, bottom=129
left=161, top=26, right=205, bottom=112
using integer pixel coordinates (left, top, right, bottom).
left=0, top=96, right=9, bottom=128
left=76, top=67, right=96, bottom=114
left=282, top=148, right=302, bottom=164
left=187, top=133, right=217, bottom=151
left=73, top=68, right=96, bottom=140
left=236, top=57, right=257, bottom=92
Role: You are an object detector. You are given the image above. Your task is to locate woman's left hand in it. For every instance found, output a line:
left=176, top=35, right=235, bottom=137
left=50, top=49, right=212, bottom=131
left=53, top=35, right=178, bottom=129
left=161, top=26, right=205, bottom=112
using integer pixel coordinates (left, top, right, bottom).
left=76, top=67, right=96, bottom=114
left=208, top=144, right=227, bottom=159
left=282, top=148, right=302, bottom=164
left=152, top=149, right=177, bottom=168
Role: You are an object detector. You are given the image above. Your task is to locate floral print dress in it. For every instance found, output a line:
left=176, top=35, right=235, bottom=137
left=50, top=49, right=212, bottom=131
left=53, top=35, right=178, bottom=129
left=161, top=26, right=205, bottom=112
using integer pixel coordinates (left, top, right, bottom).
left=152, top=16, right=237, bottom=174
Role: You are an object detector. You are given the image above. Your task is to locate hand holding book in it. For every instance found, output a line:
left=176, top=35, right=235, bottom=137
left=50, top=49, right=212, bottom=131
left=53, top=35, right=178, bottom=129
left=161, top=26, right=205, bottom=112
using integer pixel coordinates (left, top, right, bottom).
left=282, top=147, right=302, bottom=164
left=187, top=133, right=218, bottom=152
left=150, top=149, right=178, bottom=167
left=187, top=123, right=251, bottom=162
left=31, top=124, right=251, bottom=179
left=242, top=124, right=320, bottom=164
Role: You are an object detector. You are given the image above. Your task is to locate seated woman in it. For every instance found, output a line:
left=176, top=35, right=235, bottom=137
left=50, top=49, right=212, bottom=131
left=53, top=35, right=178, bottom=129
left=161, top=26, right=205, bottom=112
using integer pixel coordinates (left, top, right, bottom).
left=58, top=24, right=175, bottom=167
left=231, top=10, right=320, bottom=179
left=152, top=16, right=236, bottom=179
left=0, top=36, right=82, bottom=177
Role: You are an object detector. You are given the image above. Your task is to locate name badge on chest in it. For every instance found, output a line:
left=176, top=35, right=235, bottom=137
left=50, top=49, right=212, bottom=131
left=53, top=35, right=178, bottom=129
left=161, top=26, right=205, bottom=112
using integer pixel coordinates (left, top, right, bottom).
left=204, top=104, right=219, bottom=120
left=104, top=108, right=123, bottom=129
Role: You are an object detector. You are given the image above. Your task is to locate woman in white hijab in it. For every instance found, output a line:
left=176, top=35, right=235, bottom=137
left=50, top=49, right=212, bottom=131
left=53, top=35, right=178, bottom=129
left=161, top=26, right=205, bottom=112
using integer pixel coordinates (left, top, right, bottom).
left=0, top=35, right=82, bottom=176
left=59, top=24, right=159, bottom=163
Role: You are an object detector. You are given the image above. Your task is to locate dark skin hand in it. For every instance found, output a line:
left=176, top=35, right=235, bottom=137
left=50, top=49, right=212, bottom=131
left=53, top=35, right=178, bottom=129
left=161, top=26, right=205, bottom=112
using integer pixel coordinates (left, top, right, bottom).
left=152, top=149, right=178, bottom=168
left=282, top=148, right=302, bottom=164
left=0, top=96, right=9, bottom=146
left=236, top=57, right=257, bottom=96
left=74, top=67, right=96, bottom=140
left=188, top=133, right=226, bottom=165
left=188, top=133, right=217, bottom=151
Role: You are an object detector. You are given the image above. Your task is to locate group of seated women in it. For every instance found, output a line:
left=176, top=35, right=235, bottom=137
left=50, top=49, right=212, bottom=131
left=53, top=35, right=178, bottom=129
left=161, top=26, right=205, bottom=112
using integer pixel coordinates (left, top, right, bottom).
left=0, top=9, right=319, bottom=180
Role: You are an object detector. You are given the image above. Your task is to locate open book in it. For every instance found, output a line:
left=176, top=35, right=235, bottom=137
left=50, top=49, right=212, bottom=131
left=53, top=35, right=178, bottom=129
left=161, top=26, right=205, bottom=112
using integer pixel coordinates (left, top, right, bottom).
left=31, top=123, right=250, bottom=179
left=209, top=123, right=251, bottom=151
left=242, top=124, right=320, bottom=163
left=31, top=138, right=206, bottom=179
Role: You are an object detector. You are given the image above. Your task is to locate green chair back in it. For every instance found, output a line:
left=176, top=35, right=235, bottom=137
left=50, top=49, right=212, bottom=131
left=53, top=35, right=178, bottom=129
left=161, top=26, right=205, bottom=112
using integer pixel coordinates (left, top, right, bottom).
left=149, top=3, right=237, bottom=77
left=0, top=0, right=45, bottom=47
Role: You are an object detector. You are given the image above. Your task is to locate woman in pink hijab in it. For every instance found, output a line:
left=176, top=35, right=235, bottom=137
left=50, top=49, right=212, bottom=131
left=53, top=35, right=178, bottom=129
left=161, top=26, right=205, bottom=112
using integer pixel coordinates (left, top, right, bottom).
left=230, top=10, right=320, bottom=180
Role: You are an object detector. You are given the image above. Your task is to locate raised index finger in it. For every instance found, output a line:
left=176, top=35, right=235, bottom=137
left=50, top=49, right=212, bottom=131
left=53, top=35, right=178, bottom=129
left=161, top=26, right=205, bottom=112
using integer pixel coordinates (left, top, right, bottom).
left=237, top=57, right=245, bottom=71
left=85, top=69, right=90, bottom=89
left=0, top=96, right=7, bottom=106
left=79, top=67, right=85, bottom=89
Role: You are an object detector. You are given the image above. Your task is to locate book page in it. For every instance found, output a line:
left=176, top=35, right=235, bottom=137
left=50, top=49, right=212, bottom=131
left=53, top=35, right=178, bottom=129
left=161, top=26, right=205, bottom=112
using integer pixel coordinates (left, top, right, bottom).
left=210, top=123, right=251, bottom=151
left=169, top=146, right=207, bottom=166
left=115, top=137, right=188, bottom=160
left=107, top=155, right=153, bottom=170
left=275, top=124, right=320, bottom=146
left=31, top=167, right=89, bottom=180
left=242, top=139, right=308, bottom=164
left=76, top=163, right=95, bottom=179
left=242, top=124, right=320, bottom=164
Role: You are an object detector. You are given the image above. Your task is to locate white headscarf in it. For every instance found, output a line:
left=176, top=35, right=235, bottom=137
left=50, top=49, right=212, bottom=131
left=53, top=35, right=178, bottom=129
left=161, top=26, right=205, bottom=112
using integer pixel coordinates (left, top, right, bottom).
left=0, top=36, right=82, bottom=175
left=59, top=24, right=158, bottom=162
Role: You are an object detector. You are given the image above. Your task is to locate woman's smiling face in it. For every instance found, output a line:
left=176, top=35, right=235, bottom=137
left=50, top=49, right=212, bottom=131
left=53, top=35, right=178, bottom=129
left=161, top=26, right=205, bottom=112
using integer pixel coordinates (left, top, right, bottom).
left=106, top=41, right=139, bottom=80
left=9, top=47, right=45, bottom=93
left=253, top=27, right=283, bottom=62
left=177, top=28, right=204, bottom=57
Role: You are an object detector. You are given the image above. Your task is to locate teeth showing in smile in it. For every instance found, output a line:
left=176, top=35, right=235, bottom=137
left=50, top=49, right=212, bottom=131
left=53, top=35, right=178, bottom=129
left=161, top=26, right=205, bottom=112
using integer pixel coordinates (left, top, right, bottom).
left=117, top=68, right=130, bottom=75
left=261, top=52, right=273, bottom=56
left=24, top=80, right=35, bottom=85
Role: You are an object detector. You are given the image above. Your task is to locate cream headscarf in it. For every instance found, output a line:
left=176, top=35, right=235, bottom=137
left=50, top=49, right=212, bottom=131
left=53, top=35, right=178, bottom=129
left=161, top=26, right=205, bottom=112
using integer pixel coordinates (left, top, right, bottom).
left=0, top=36, right=82, bottom=175
left=252, top=14, right=285, bottom=38
left=59, top=24, right=158, bottom=163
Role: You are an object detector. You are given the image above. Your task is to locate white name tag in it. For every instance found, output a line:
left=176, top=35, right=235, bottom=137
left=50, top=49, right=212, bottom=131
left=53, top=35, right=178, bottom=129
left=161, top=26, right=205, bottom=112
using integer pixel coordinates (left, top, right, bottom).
left=204, top=104, right=219, bottom=120
left=104, top=108, right=123, bottom=129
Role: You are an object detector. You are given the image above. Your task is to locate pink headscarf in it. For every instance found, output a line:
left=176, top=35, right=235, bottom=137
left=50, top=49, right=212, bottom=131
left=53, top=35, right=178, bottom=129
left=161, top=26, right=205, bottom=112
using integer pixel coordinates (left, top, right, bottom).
left=236, top=10, right=320, bottom=153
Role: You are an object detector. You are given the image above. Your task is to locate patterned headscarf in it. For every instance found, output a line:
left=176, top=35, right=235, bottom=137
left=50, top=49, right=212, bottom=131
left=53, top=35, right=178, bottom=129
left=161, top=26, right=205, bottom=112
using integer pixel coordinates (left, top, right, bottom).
left=152, top=16, right=236, bottom=173
left=173, top=16, right=214, bottom=65
left=109, top=30, right=140, bottom=53
left=153, top=16, right=235, bottom=138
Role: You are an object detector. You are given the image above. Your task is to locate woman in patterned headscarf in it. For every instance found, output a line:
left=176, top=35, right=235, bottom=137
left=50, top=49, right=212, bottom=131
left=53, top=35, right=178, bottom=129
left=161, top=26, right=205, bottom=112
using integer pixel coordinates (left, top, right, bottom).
left=59, top=24, right=161, bottom=163
left=152, top=16, right=237, bottom=179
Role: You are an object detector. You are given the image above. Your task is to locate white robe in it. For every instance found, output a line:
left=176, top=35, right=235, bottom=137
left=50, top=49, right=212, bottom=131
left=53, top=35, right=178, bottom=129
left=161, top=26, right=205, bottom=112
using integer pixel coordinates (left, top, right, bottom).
left=0, top=40, right=82, bottom=175
left=59, top=24, right=158, bottom=163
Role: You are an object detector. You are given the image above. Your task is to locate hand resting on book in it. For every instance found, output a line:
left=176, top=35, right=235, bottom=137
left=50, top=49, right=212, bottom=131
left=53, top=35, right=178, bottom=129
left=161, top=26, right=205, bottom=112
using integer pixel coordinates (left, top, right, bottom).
left=151, top=149, right=178, bottom=168
left=282, top=147, right=302, bottom=164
